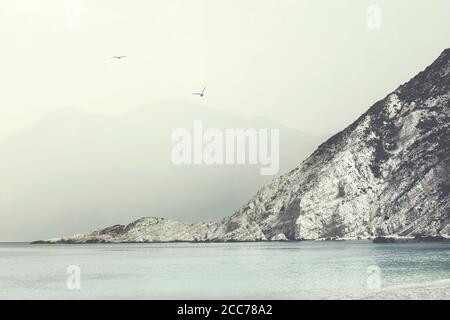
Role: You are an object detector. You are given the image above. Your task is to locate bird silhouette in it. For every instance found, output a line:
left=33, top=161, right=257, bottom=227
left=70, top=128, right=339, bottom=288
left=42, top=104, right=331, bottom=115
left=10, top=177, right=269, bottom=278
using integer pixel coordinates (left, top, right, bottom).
left=111, top=56, right=127, bottom=60
left=192, top=87, right=206, bottom=97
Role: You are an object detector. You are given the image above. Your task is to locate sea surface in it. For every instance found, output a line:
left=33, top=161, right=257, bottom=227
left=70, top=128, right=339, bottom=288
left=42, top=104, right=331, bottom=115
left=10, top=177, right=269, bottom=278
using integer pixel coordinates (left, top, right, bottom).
left=1, top=241, right=450, bottom=299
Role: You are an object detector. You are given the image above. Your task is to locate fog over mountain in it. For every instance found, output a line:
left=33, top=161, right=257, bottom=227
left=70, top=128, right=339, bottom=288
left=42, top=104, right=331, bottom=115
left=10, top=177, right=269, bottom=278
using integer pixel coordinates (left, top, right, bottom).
left=0, top=102, right=318, bottom=241
left=42, top=49, right=450, bottom=243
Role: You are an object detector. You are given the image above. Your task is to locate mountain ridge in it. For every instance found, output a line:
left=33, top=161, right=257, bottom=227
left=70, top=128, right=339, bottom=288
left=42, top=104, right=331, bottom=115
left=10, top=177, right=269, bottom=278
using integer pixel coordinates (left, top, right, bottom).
left=34, top=49, right=450, bottom=243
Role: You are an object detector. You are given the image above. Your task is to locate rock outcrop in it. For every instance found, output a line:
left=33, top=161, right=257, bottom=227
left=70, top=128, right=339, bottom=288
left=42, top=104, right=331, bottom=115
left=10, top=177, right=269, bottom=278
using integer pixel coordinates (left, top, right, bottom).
left=35, top=49, right=450, bottom=243
left=213, top=48, right=450, bottom=241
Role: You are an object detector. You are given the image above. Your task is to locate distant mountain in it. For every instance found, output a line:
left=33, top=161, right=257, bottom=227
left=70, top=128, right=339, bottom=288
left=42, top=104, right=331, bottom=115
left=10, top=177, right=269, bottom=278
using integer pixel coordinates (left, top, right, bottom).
left=40, top=48, right=450, bottom=243
left=0, top=102, right=318, bottom=241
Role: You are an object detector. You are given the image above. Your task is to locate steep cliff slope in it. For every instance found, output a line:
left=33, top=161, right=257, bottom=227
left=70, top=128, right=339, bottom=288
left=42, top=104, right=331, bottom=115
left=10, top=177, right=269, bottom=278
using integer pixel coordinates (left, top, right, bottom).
left=213, top=48, right=450, bottom=240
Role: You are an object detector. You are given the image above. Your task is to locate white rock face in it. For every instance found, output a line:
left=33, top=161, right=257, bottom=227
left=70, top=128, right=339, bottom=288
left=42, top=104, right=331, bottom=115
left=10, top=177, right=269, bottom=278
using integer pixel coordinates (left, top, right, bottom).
left=47, top=217, right=218, bottom=243
left=38, top=49, right=450, bottom=243
left=215, top=49, right=450, bottom=241
left=270, top=233, right=289, bottom=241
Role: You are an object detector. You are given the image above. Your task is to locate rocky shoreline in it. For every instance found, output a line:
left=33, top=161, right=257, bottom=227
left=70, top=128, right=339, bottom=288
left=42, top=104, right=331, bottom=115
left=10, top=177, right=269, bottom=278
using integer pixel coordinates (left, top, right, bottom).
left=372, top=235, right=450, bottom=243
left=31, top=234, right=450, bottom=244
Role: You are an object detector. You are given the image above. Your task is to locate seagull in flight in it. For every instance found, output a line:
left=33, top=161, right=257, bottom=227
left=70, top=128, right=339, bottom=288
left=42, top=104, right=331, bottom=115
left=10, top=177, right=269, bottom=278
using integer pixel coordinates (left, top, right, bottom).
left=192, top=87, right=206, bottom=97
left=111, top=56, right=127, bottom=60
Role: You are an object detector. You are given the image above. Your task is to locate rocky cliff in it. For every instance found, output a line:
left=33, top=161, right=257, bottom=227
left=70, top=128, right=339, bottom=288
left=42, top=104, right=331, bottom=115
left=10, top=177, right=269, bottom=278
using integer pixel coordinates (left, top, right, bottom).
left=37, top=49, right=450, bottom=243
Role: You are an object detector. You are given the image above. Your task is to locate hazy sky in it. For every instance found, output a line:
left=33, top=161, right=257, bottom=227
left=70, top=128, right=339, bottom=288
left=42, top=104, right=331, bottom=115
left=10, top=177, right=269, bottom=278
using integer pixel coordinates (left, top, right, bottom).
left=1, top=0, right=450, bottom=141
left=1, top=1, right=450, bottom=241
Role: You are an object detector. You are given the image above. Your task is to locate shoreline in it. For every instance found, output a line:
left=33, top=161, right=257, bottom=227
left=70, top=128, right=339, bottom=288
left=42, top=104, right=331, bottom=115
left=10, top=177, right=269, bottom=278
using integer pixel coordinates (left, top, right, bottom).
left=30, top=235, right=450, bottom=245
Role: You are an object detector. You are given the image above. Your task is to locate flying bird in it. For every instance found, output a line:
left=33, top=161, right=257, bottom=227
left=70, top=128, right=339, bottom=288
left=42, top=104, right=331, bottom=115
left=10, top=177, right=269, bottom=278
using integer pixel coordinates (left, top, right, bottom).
left=192, top=87, right=206, bottom=97
left=111, top=56, right=127, bottom=60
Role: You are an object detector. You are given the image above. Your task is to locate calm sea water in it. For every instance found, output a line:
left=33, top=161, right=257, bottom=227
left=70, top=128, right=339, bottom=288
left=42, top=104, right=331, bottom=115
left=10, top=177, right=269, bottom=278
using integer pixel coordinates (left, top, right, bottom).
left=1, top=241, right=450, bottom=299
